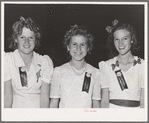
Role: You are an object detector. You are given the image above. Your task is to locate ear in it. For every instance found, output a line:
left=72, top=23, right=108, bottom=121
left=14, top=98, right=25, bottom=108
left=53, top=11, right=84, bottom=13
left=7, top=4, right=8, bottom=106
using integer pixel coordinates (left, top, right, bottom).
left=131, top=41, right=133, bottom=43
left=15, top=39, right=17, bottom=43
left=87, top=47, right=89, bottom=52
left=67, top=46, right=69, bottom=51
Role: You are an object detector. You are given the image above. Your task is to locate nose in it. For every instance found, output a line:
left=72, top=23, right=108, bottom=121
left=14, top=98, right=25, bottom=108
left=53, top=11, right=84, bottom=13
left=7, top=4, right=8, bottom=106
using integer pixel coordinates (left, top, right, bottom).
left=77, top=45, right=81, bottom=51
left=25, top=38, right=29, bottom=44
left=119, top=39, right=124, bottom=45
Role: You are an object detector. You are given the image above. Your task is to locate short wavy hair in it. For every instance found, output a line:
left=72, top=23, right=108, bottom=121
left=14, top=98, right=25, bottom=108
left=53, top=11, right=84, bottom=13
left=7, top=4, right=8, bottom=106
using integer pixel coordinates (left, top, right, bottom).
left=8, top=17, right=41, bottom=50
left=63, top=25, right=94, bottom=55
left=106, top=21, right=138, bottom=58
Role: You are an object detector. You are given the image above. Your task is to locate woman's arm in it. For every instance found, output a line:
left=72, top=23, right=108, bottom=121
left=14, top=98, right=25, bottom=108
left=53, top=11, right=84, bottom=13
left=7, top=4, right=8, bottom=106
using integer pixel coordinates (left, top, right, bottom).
left=40, top=81, right=50, bottom=108
left=4, top=80, right=13, bottom=108
left=93, top=100, right=101, bottom=108
left=140, top=88, right=144, bottom=108
left=101, top=88, right=109, bottom=108
left=50, top=98, right=59, bottom=108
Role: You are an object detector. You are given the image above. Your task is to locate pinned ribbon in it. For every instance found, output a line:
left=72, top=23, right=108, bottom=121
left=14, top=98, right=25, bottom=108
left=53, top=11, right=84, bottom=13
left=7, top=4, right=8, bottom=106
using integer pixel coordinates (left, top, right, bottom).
left=19, top=67, right=28, bottom=87
left=115, top=70, right=128, bottom=91
left=36, top=69, right=41, bottom=83
left=82, top=72, right=91, bottom=93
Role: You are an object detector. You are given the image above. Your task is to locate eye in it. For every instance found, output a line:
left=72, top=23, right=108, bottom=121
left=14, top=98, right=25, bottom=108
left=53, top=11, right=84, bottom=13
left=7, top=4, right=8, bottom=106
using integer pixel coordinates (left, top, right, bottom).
left=124, top=37, right=128, bottom=40
left=81, top=43, right=86, bottom=46
left=114, top=38, right=119, bottom=41
left=29, top=36, right=35, bottom=40
left=20, top=36, right=25, bottom=39
left=72, top=43, right=76, bottom=46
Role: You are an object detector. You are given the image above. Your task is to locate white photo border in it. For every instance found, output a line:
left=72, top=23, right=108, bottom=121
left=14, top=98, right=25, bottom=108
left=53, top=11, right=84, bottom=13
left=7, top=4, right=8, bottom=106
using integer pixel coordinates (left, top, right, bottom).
left=1, top=1, right=148, bottom=121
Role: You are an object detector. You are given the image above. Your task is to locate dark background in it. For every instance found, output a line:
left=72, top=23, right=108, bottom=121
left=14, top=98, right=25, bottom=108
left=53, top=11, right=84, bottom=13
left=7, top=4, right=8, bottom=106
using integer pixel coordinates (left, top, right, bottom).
left=4, top=4, right=144, bottom=68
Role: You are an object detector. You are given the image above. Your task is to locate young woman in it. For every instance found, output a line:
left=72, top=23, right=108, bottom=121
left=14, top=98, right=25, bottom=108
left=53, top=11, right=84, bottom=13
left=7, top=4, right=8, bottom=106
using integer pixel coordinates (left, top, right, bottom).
left=99, top=20, right=144, bottom=108
left=4, top=17, right=53, bottom=108
left=50, top=25, right=101, bottom=108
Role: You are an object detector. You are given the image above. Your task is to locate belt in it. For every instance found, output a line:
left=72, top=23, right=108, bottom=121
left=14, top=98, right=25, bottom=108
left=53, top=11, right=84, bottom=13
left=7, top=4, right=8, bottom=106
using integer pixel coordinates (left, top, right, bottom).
left=110, top=99, right=140, bottom=107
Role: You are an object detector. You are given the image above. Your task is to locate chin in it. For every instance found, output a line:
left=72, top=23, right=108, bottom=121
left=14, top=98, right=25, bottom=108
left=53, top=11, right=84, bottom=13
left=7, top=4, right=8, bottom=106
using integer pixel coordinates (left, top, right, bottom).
left=119, top=51, right=130, bottom=56
left=73, top=57, right=85, bottom=61
left=23, top=50, right=33, bottom=54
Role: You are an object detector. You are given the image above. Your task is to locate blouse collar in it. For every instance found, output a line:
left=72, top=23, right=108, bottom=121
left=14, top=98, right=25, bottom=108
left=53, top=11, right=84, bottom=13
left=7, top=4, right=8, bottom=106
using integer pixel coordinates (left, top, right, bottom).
left=13, top=49, right=41, bottom=72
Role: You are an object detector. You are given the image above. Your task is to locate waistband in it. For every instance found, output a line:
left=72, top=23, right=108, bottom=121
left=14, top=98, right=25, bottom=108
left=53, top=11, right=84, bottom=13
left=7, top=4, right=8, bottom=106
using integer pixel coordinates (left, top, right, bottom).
left=110, top=99, right=140, bottom=107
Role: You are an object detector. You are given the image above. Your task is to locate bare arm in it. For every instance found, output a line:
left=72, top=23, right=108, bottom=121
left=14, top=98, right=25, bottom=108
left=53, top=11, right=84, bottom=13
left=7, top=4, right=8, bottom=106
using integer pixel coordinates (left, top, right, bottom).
left=40, top=81, right=50, bottom=108
left=140, top=88, right=144, bottom=108
left=93, top=100, right=101, bottom=108
left=50, top=98, right=60, bottom=108
left=4, top=80, right=13, bottom=108
left=101, top=88, right=109, bottom=108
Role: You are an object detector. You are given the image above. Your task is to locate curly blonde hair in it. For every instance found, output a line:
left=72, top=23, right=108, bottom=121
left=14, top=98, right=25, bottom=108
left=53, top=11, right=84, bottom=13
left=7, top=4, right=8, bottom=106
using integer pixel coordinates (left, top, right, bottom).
left=63, top=25, right=94, bottom=55
left=9, top=17, right=41, bottom=50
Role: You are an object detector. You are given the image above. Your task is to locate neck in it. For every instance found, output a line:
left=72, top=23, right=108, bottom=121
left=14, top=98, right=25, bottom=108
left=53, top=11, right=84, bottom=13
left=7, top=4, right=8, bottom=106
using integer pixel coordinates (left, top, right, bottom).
left=18, top=51, right=33, bottom=65
left=117, top=51, right=134, bottom=64
left=70, top=59, right=86, bottom=70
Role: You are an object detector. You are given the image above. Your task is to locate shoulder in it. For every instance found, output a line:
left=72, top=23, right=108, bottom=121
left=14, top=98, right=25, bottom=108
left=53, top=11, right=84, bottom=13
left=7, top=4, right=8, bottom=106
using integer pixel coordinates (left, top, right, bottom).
left=4, top=51, right=14, bottom=62
left=54, top=62, right=69, bottom=73
left=87, top=63, right=98, bottom=72
left=134, top=56, right=145, bottom=68
left=98, top=57, right=115, bottom=69
left=5, top=51, right=13, bottom=57
left=87, top=63, right=100, bottom=77
left=34, top=52, right=53, bottom=67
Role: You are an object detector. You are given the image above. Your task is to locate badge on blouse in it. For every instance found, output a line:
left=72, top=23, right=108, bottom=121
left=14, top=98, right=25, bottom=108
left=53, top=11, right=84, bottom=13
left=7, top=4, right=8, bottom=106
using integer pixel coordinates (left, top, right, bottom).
left=36, top=69, right=41, bottom=83
left=19, top=67, right=28, bottom=87
left=82, top=72, right=91, bottom=93
left=115, top=70, right=128, bottom=91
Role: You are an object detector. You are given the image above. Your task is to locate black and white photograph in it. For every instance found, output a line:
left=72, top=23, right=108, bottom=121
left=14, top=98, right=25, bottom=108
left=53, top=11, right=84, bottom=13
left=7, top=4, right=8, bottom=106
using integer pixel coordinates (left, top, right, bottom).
left=1, top=1, right=148, bottom=121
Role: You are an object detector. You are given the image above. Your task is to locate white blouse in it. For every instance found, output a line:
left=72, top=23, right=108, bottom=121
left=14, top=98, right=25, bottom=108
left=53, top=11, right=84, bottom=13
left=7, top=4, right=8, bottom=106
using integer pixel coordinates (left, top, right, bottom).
left=99, top=56, right=144, bottom=101
left=50, top=63, right=101, bottom=108
left=4, top=49, right=53, bottom=108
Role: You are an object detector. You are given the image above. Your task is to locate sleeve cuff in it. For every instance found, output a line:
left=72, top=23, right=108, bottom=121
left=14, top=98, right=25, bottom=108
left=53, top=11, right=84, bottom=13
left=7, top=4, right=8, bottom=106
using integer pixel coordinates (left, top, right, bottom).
left=50, top=96, right=60, bottom=98
left=4, top=77, right=11, bottom=82
left=42, top=77, right=51, bottom=84
left=101, top=86, right=109, bottom=89
left=92, top=97, right=101, bottom=100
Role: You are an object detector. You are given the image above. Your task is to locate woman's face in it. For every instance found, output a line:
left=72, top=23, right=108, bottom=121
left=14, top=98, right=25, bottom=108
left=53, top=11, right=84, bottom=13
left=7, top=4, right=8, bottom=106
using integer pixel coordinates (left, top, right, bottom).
left=67, top=35, right=89, bottom=62
left=16, top=27, right=36, bottom=55
left=114, top=29, right=132, bottom=56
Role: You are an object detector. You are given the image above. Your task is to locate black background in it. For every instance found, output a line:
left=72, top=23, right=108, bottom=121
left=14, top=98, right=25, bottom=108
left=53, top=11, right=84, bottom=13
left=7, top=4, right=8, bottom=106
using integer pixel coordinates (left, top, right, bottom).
left=4, top=4, right=144, bottom=68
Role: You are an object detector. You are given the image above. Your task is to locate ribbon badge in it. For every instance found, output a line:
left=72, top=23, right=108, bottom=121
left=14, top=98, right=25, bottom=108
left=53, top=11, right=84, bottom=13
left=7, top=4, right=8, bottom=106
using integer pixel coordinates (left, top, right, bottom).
left=19, top=67, right=28, bottom=87
left=82, top=72, right=92, bottom=93
left=36, top=64, right=41, bottom=83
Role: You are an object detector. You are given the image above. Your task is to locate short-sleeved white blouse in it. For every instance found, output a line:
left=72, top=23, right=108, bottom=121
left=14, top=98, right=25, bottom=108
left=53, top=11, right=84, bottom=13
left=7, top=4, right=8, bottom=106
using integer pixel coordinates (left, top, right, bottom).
left=4, top=49, right=53, bottom=108
left=50, top=63, right=101, bottom=108
left=98, top=56, right=144, bottom=101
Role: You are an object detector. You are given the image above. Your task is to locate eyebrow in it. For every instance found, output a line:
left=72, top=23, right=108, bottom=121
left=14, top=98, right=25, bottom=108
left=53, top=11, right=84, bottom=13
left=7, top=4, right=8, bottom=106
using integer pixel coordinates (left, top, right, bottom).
left=114, top=35, right=130, bottom=38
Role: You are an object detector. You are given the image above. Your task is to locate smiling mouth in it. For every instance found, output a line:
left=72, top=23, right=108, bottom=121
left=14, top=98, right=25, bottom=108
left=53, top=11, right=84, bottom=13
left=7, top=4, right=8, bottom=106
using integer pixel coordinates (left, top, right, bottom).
left=75, top=52, right=82, bottom=55
left=24, top=46, right=30, bottom=48
left=118, top=46, right=125, bottom=50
